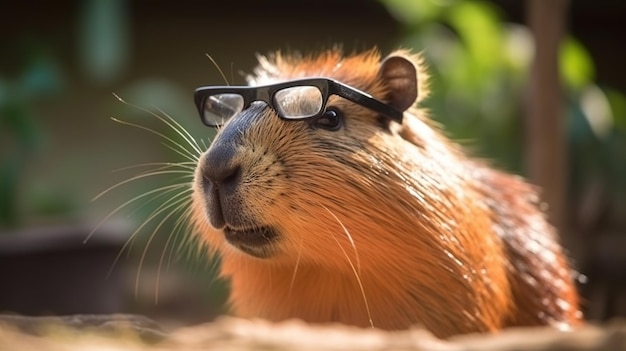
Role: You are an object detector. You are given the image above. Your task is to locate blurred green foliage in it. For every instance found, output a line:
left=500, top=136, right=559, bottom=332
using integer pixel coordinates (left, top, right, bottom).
left=78, top=0, right=130, bottom=85
left=1, top=0, right=226, bottom=319
left=74, top=0, right=225, bottom=312
left=0, top=53, right=65, bottom=228
left=380, top=0, right=626, bottom=210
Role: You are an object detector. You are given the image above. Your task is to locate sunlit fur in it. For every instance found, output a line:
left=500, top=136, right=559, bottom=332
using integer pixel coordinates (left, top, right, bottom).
left=191, top=48, right=581, bottom=338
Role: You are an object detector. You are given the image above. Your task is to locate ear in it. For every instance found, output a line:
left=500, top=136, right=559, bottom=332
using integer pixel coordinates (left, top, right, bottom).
left=378, top=54, right=418, bottom=112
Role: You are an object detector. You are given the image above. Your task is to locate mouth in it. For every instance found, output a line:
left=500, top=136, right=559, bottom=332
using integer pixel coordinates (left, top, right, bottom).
left=223, top=226, right=279, bottom=258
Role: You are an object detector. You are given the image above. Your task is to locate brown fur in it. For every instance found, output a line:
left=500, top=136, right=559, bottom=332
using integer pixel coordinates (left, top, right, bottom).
left=191, top=48, right=581, bottom=338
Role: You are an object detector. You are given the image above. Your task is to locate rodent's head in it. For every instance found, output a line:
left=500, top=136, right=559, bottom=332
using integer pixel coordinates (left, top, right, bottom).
left=192, top=49, right=436, bottom=266
left=189, top=49, right=581, bottom=333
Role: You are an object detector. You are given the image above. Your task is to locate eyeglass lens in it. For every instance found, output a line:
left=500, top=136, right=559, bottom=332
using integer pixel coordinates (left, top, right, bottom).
left=203, top=93, right=245, bottom=126
left=273, top=86, right=323, bottom=119
left=202, top=85, right=326, bottom=126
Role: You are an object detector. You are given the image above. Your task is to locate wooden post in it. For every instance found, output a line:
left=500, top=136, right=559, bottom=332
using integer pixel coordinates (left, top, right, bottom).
left=526, top=0, right=571, bottom=247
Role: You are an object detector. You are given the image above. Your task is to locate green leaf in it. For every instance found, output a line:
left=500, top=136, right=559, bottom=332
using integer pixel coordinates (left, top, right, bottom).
left=447, top=1, right=504, bottom=73
left=379, top=0, right=450, bottom=26
left=560, top=38, right=594, bottom=91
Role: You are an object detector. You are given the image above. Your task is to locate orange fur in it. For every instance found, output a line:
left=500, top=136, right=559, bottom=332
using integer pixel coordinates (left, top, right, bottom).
left=191, top=49, right=581, bottom=338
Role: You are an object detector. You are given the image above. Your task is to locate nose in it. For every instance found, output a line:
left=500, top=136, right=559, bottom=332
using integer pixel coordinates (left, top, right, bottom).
left=203, top=141, right=241, bottom=191
left=199, top=102, right=268, bottom=229
left=200, top=140, right=242, bottom=229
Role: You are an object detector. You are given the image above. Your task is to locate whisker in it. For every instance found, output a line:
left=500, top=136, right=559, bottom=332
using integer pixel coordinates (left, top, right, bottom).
left=94, top=93, right=211, bottom=311
left=112, top=93, right=202, bottom=159
left=203, top=252, right=223, bottom=292
left=124, top=178, right=192, bottom=219
left=111, top=117, right=198, bottom=164
left=200, top=138, right=209, bottom=151
left=104, top=187, right=192, bottom=277
left=161, top=141, right=200, bottom=164
left=113, top=162, right=197, bottom=173
left=167, top=209, right=194, bottom=271
left=135, top=197, right=192, bottom=303
left=230, top=62, right=234, bottom=86
left=159, top=204, right=194, bottom=278
left=323, top=206, right=373, bottom=328
left=152, top=105, right=203, bottom=157
left=92, top=180, right=192, bottom=252
left=323, top=206, right=361, bottom=274
left=86, top=183, right=190, bottom=244
left=92, top=170, right=193, bottom=202
left=288, top=232, right=304, bottom=298
left=205, top=53, right=230, bottom=86
left=175, top=226, right=221, bottom=291
left=106, top=187, right=190, bottom=278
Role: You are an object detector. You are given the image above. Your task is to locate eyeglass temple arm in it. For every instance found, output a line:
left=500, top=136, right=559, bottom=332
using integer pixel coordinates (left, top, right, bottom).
left=331, top=83, right=403, bottom=123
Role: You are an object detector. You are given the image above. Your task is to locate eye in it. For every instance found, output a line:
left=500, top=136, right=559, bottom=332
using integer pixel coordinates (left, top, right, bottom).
left=311, top=107, right=343, bottom=131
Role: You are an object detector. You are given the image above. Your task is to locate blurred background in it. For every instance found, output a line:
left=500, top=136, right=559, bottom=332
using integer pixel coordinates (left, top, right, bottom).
left=1, top=0, right=625, bottom=328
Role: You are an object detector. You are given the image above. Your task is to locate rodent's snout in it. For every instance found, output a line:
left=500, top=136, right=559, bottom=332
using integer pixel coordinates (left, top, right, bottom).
left=196, top=103, right=281, bottom=258
left=200, top=139, right=243, bottom=229
left=199, top=103, right=263, bottom=229
left=199, top=142, right=279, bottom=258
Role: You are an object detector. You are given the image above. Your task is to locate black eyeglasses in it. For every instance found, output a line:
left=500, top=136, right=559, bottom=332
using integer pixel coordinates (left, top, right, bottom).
left=194, top=78, right=403, bottom=127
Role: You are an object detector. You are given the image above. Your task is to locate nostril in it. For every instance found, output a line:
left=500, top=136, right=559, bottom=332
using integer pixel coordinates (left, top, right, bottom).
left=202, top=140, right=239, bottom=185
left=200, top=163, right=241, bottom=230
left=201, top=141, right=243, bottom=204
left=204, top=162, right=241, bottom=189
left=221, top=165, right=241, bottom=188
left=200, top=160, right=242, bottom=229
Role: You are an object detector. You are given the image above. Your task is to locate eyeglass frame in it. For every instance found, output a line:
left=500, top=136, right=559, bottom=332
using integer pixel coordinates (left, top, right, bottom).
left=193, top=77, right=403, bottom=127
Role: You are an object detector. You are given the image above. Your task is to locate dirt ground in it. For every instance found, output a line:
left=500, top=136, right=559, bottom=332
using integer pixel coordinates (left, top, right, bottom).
left=0, top=315, right=625, bottom=351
